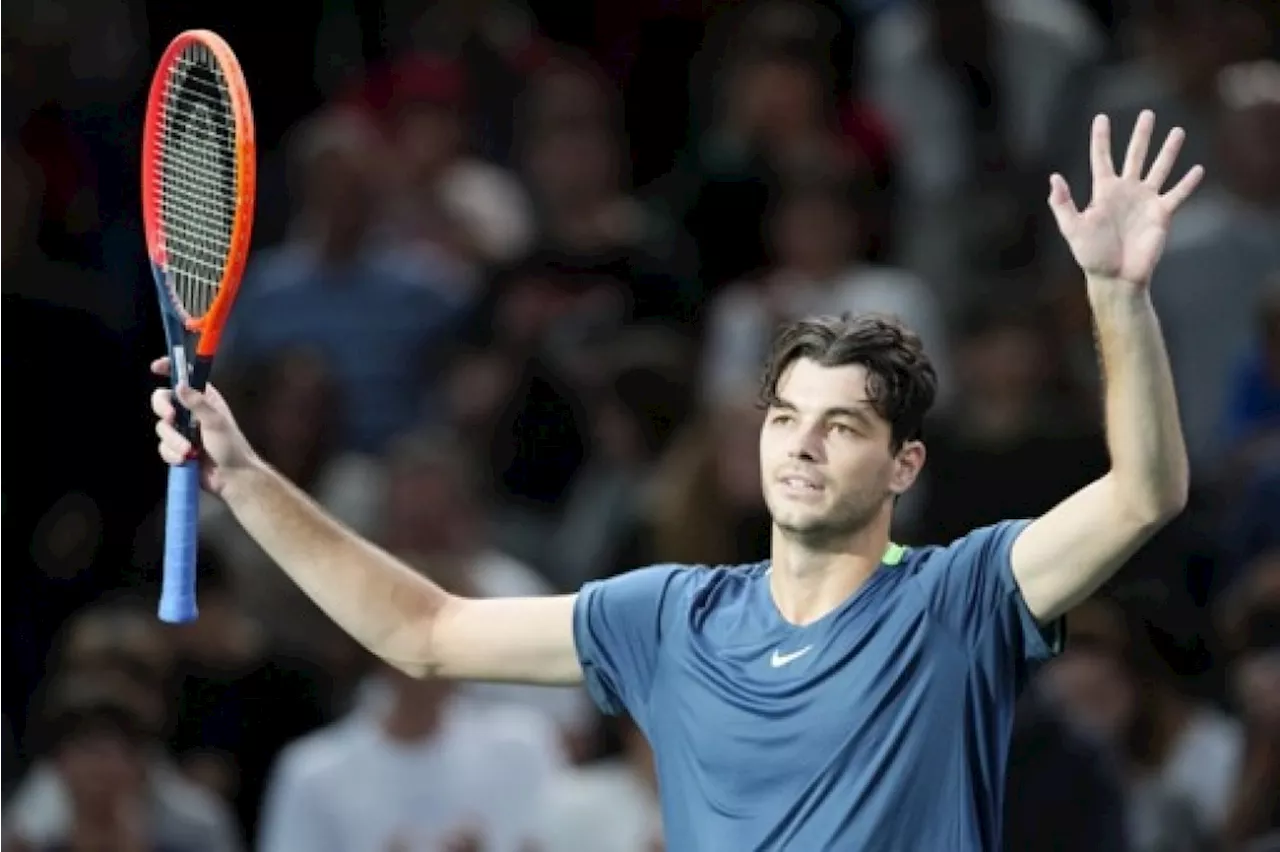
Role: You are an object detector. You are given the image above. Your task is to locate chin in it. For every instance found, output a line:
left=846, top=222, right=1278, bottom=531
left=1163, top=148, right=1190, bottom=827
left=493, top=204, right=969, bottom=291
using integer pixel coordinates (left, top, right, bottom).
left=767, top=503, right=833, bottom=535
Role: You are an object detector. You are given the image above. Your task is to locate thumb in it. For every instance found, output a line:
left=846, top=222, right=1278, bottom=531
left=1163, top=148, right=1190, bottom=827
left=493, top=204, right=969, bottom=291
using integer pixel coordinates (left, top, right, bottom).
left=1046, top=173, right=1079, bottom=235
left=174, top=383, right=215, bottom=421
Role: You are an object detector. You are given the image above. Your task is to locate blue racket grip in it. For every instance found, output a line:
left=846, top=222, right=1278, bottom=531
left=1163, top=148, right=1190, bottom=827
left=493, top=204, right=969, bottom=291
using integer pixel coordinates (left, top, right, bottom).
left=159, top=460, right=200, bottom=623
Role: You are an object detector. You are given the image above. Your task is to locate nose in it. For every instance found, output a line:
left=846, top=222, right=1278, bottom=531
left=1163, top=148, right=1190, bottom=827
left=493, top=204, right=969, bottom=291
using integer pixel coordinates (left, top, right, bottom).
left=786, top=423, right=823, bottom=463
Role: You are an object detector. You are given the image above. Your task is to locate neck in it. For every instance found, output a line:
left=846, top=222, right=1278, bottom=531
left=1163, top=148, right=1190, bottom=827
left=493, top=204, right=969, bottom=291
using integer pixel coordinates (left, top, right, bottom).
left=964, top=394, right=1035, bottom=440
left=781, top=259, right=847, bottom=284
left=381, top=694, right=446, bottom=743
left=768, top=510, right=892, bottom=625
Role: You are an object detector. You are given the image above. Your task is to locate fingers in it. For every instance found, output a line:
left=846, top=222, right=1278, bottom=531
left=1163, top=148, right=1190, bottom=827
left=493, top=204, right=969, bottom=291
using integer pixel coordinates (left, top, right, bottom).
left=1089, top=114, right=1115, bottom=185
left=1162, top=163, right=1206, bottom=210
left=152, top=384, right=209, bottom=465
left=1144, top=125, right=1186, bottom=191
left=150, top=356, right=171, bottom=377
left=1046, top=173, right=1080, bottom=234
left=151, top=387, right=175, bottom=421
left=151, top=380, right=213, bottom=425
left=174, top=383, right=209, bottom=415
left=155, top=417, right=194, bottom=463
left=1121, top=110, right=1154, bottom=179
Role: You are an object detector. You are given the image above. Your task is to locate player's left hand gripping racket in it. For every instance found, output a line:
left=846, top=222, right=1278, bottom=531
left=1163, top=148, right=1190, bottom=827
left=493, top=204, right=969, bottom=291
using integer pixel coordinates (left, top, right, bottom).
left=142, top=30, right=256, bottom=623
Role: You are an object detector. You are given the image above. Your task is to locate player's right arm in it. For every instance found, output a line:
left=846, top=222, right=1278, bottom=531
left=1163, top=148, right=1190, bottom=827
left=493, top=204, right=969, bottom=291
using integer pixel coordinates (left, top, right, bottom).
left=149, top=357, right=581, bottom=685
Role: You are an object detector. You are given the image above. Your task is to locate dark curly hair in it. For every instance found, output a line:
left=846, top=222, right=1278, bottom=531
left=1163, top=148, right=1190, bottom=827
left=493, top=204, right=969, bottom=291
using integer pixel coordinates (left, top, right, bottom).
left=759, top=313, right=938, bottom=452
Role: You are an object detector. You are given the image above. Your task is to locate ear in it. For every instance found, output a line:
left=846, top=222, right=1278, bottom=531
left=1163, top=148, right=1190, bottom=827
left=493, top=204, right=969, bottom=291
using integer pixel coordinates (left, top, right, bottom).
left=889, top=440, right=926, bottom=496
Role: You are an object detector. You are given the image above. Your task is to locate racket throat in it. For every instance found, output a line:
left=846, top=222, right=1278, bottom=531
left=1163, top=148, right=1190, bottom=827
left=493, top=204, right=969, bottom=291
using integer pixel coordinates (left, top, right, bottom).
left=172, top=345, right=191, bottom=384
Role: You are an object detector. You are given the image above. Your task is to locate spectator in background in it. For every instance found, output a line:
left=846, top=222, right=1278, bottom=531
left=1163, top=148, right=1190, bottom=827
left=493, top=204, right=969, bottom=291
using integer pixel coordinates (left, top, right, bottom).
left=1042, top=595, right=1244, bottom=851
left=536, top=325, right=697, bottom=592
left=198, top=347, right=384, bottom=659
left=1148, top=69, right=1280, bottom=473
left=532, top=714, right=662, bottom=852
left=225, top=108, right=463, bottom=455
left=909, top=301, right=1108, bottom=543
left=863, top=0, right=1104, bottom=303
left=1002, top=687, right=1130, bottom=852
left=1213, top=593, right=1280, bottom=844
left=379, top=53, right=537, bottom=280
left=675, top=40, right=876, bottom=288
left=381, top=0, right=554, bottom=166
left=1049, top=0, right=1273, bottom=219
left=4, top=674, right=242, bottom=852
left=375, top=431, right=597, bottom=754
left=1223, top=275, right=1280, bottom=474
left=257, top=655, right=563, bottom=852
left=622, top=392, right=770, bottom=568
left=4, top=602, right=242, bottom=851
left=164, top=547, right=335, bottom=838
left=700, top=172, right=949, bottom=410
left=518, top=56, right=701, bottom=325
left=2, top=141, right=131, bottom=334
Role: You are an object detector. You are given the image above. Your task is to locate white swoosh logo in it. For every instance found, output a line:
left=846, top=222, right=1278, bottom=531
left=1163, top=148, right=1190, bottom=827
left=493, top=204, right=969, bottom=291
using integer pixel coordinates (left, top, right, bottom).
left=769, top=645, right=813, bottom=668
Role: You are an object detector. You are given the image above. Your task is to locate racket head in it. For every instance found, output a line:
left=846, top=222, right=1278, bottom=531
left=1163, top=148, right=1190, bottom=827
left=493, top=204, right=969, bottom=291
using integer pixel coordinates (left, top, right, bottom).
left=142, top=30, right=256, bottom=359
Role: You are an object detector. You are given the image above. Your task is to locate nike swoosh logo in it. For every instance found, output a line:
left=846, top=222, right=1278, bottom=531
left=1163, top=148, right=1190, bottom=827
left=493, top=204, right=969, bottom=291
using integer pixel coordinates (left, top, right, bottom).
left=769, top=645, right=813, bottom=668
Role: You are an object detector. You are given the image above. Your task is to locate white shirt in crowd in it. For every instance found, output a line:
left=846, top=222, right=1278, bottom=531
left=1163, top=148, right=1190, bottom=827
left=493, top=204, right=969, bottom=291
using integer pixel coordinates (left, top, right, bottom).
left=531, top=759, right=663, bottom=852
left=258, top=693, right=565, bottom=852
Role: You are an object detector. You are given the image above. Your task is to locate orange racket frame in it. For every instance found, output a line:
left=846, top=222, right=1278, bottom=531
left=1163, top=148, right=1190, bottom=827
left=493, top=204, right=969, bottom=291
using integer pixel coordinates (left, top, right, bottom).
left=141, top=28, right=256, bottom=357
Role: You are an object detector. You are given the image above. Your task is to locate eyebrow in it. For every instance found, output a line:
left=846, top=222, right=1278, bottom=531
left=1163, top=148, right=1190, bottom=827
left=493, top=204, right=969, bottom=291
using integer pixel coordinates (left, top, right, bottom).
left=770, top=397, right=877, bottom=426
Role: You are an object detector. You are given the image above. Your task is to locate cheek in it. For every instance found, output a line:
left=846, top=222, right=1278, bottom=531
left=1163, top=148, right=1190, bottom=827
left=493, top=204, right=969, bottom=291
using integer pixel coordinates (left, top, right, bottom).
left=832, top=446, right=893, bottom=491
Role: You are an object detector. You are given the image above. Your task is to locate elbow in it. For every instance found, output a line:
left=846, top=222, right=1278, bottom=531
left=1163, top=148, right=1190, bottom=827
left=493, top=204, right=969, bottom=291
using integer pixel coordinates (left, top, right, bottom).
left=1109, top=470, right=1188, bottom=530
left=378, top=594, right=462, bottom=680
left=1124, top=482, right=1188, bottom=530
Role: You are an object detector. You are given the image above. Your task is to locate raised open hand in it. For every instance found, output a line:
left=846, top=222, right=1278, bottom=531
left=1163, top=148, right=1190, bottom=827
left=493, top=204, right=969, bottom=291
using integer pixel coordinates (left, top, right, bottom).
left=1048, top=110, right=1205, bottom=288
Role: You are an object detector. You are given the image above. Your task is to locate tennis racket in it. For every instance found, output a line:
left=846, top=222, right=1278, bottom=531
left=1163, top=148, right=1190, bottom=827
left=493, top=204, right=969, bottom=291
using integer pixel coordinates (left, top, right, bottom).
left=142, top=30, right=256, bottom=623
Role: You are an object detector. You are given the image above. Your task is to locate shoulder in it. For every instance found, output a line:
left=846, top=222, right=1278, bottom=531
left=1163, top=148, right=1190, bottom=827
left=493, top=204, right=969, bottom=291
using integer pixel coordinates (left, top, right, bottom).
left=149, top=763, right=243, bottom=843
left=899, top=521, right=1031, bottom=574
left=577, top=562, right=767, bottom=633
left=471, top=548, right=555, bottom=598
left=267, top=717, right=370, bottom=791
left=588, top=561, right=762, bottom=600
left=453, top=698, right=564, bottom=760
left=240, top=244, right=322, bottom=295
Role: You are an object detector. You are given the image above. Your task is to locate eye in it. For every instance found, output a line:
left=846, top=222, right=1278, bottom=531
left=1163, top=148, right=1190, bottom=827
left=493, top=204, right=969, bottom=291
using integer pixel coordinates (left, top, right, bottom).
left=829, top=422, right=856, bottom=436
left=769, top=413, right=794, bottom=426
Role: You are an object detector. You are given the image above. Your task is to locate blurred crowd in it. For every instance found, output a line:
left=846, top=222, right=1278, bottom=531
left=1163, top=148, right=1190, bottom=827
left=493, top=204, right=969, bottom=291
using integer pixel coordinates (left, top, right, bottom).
left=4, top=0, right=1280, bottom=850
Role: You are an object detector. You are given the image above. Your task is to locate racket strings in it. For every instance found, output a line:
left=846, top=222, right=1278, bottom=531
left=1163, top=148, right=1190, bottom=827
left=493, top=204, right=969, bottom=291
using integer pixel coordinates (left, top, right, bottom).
left=153, top=43, right=238, bottom=320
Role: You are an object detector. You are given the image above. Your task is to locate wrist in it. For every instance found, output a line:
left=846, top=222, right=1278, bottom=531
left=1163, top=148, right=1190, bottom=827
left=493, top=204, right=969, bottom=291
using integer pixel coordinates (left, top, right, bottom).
left=1085, top=275, right=1153, bottom=310
left=218, top=455, right=269, bottom=506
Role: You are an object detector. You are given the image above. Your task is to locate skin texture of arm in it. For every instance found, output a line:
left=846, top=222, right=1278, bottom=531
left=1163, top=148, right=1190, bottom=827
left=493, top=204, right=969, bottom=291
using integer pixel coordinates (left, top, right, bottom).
left=1010, top=110, right=1199, bottom=623
left=219, top=462, right=583, bottom=683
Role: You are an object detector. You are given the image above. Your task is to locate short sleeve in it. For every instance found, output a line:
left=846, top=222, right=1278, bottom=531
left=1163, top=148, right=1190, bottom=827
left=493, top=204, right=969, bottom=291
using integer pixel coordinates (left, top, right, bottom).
left=572, top=564, right=691, bottom=722
left=916, top=520, right=1064, bottom=685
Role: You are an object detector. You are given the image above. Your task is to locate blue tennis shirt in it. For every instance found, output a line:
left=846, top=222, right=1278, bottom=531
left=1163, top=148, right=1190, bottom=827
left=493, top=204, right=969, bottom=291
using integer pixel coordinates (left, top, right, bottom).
left=572, top=520, right=1063, bottom=851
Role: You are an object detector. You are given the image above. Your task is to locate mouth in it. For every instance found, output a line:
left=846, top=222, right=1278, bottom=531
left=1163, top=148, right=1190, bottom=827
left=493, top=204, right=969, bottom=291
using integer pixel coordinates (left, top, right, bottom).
left=777, top=472, right=824, bottom=495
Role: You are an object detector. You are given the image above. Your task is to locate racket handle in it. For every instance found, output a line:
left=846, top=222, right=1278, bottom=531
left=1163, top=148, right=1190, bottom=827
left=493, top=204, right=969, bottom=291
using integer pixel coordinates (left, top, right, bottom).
left=159, top=460, right=201, bottom=623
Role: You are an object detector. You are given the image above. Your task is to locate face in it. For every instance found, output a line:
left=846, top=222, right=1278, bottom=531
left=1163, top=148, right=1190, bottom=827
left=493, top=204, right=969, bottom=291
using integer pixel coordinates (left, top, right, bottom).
left=772, top=195, right=854, bottom=273
left=1041, top=649, right=1137, bottom=743
left=759, top=359, right=923, bottom=545
left=303, top=144, right=373, bottom=239
left=258, top=354, right=332, bottom=469
left=396, top=104, right=462, bottom=179
left=1233, top=647, right=1280, bottom=730
left=527, top=126, right=618, bottom=206
left=1220, top=102, right=1280, bottom=203
left=962, top=325, right=1046, bottom=399
left=57, top=731, right=146, bottom=811
left=385, top=462, right=471, bottom=553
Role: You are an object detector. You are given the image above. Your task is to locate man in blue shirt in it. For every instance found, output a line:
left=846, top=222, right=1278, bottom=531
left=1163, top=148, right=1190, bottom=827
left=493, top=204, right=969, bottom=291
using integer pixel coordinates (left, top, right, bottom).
left=151, top=111, right=1202, bottom=849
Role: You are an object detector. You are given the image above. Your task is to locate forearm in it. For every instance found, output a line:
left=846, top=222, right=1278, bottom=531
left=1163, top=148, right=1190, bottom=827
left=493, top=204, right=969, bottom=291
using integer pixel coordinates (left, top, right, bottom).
left=1088, top=277, right=1189, bottom=519
left=220, top=462, right=450, bottom=674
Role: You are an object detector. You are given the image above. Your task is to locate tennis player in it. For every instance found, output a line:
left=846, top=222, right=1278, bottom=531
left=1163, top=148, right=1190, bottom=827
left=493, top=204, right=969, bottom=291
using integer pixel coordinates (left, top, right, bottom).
left=152, top=111, right=1201, bottom=849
